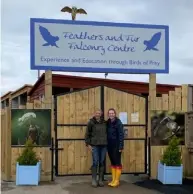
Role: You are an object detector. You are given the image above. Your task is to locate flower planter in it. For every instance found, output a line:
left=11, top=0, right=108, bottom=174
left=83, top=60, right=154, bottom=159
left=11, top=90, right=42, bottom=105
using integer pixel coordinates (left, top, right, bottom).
left=16, top=161, right=41, bottom=186
left=157, top=160, right=183, bottom=185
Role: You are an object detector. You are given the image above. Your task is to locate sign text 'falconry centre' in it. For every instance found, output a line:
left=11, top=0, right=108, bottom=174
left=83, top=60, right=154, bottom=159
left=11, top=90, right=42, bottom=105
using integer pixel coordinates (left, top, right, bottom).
left=30, top=18, right=169, bottom=74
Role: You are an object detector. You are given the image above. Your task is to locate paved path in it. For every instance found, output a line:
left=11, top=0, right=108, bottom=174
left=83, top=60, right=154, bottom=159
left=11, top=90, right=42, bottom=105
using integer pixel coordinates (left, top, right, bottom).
left=1, top=175, right=160, bottom=194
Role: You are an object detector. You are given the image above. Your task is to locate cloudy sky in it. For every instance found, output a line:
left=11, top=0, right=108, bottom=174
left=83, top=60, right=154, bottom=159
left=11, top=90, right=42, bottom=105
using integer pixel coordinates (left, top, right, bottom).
left=1, top=0, right=193, bottom=96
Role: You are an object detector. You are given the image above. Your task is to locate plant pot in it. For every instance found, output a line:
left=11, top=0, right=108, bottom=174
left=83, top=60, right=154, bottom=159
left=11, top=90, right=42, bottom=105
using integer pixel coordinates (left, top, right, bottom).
left=157, top=160, right=183, bottom=185
left=16, top=161, right=41, bottom=186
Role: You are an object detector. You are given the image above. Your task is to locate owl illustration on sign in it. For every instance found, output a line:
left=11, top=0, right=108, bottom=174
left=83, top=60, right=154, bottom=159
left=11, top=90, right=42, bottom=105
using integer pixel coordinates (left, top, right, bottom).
left=143, top=32, right=161, bottom=51
left=39, top=25, right=59, bottom=48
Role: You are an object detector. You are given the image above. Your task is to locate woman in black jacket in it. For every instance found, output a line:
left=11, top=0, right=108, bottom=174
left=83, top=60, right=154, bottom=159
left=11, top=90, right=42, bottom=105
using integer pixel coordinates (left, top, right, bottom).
left=107, top=108, right=124, bottom=187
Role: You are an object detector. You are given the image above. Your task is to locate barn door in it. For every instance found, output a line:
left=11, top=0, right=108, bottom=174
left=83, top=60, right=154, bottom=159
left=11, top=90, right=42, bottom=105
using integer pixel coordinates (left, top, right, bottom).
left=56, top=86, right=101, bottom=175
left=104, top=87, right=148, bottom=174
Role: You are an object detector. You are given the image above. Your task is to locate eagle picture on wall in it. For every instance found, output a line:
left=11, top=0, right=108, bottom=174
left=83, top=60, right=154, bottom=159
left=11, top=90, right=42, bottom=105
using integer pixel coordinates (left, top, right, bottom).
left=61, top=6, right=87, bottom=20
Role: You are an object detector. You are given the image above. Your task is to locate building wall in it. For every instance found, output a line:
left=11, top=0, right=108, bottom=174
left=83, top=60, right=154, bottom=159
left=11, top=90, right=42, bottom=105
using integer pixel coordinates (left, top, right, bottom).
left=52, top=75, right=178, bottom=94
left=11, top=98, right=19, bottom=109
left=29, top=82, right=45, bottom=101
left=29, top=76, right=179, bottom=100
left=1, top=93, right=29, bottom=109
left=1, top=99, right=10, bottom=109
left=20, top=93, right=27, bottom=105
left=1, top=101, right=6, bottom=109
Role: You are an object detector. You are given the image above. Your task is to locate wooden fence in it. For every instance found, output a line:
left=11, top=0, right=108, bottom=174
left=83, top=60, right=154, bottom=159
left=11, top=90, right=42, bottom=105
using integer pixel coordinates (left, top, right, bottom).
left=150, top=85, right=193, bottom=179
left=1, top=84, right=193, bottom=181
left=1, top=108, right=11, bottom=180
left=1, top=100, right=53, bottom=181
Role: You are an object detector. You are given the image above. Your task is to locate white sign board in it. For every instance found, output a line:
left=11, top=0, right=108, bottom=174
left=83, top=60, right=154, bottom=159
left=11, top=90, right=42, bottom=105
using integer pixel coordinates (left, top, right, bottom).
left=131, top=112, right=139, bottom=123
left=30, top=18, right=169, bottom=73
left=119, top=112, right=128, bottom=124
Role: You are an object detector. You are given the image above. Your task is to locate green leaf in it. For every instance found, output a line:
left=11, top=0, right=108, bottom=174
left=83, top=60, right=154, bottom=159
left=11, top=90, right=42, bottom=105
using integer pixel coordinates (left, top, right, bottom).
left=160, top=136, right=182, bottom=166
left=17, top=139, right=39, bottom=165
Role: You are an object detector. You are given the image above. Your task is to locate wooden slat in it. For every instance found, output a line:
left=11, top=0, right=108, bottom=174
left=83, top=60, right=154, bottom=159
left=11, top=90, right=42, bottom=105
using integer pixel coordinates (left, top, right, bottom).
left=149, top=74, right=156, bottom=110
left=148, top=75, right=156, bottom=140
left=162, top=94, right=169, bottom=110
left=169, top=91, right=175, bottom=111
left=33, top=100, right=42, bottom=109
left=1, top=110, right=6, bottom=180
left=156, top=97, right=162, bottom=110
left=19, top=105, right=26, bottom=109
left=175, top=87, right=182, bottom=111
left=182, top=85, right=188, bottom=112
left=44, top=70, right=52, bottom=104
left=4, top=108, right=11, bottom=181
left=182, top=85, right=193, bottom=177
left=26, top=102, right=34, bottom=109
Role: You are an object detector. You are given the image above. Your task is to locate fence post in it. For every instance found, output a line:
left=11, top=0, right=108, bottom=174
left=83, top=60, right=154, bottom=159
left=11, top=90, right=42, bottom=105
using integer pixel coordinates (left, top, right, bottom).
left=4, top=107, right=12, bottom=181
left=148, top=74, right=156, bottom=179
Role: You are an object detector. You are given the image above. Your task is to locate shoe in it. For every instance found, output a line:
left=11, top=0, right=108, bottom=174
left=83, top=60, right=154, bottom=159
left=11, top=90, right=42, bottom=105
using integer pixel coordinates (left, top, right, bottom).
left=91, top=166, right=98, bottom=187
left=110, top=168, right=122, bottom=187
left=108, top=166, right=116, bottom=186
left=98, top=166, right=104, bottom=187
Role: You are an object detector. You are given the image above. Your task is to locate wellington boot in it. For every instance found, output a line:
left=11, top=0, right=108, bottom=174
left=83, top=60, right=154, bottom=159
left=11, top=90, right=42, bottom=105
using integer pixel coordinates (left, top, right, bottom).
left=108, top=167, right=116, bottom=186
left=98, top=166, right=104, bottom=187
left=110, top=168, right=121, bottom=187
left=91, top=167, right=98, bottom=188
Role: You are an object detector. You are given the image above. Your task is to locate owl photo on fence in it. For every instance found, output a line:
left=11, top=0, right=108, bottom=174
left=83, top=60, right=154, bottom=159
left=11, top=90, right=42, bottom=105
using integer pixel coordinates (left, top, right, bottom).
left=18, top=112, right=39, bottom=145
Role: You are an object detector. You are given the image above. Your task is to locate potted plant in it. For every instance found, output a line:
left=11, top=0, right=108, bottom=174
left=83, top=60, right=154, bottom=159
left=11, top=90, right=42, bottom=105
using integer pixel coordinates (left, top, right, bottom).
left=16, top=139, right=41, bottom=186
left=157, top=136, right=183, bottom=184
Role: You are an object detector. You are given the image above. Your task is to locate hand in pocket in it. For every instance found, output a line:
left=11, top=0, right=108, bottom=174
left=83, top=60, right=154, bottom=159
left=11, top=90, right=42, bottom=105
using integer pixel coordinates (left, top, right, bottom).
left=88, top=145, right=93, bottom=151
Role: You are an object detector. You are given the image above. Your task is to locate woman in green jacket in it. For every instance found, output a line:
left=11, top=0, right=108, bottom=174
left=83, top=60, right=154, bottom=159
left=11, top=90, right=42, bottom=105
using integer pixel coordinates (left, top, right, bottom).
left=85, top=109, right=107, bottom=187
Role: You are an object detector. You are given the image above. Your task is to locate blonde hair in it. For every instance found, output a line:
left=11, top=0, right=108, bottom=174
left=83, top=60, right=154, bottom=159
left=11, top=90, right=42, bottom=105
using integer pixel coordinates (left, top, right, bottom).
left=95, top=108, right=103, bottom=113
left=92, top=109, right=103, bottom=117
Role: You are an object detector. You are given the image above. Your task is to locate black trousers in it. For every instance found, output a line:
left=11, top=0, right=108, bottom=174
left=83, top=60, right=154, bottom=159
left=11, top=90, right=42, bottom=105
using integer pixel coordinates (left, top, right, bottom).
left=107, top=145, right=122, bottom=167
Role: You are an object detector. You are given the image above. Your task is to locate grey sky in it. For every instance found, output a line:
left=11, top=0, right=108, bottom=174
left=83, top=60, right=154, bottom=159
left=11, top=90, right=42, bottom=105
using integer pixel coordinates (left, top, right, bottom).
left=1, top=0, right=193, bottom=96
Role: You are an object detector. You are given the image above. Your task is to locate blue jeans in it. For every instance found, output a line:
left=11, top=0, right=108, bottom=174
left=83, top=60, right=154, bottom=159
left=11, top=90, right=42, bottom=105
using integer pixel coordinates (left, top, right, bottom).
left=92, top=145, right=107, bottom=167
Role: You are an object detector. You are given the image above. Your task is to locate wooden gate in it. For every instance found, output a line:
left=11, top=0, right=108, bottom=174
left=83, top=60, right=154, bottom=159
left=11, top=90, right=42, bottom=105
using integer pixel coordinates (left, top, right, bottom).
left=55, top=86, right=148, bottom=176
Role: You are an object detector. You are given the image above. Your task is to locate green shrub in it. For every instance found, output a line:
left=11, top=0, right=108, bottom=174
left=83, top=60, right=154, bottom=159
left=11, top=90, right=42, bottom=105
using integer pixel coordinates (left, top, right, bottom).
left=17, top=139, right=39, bottom=165
left=161, top=136, right=182, bottom=166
